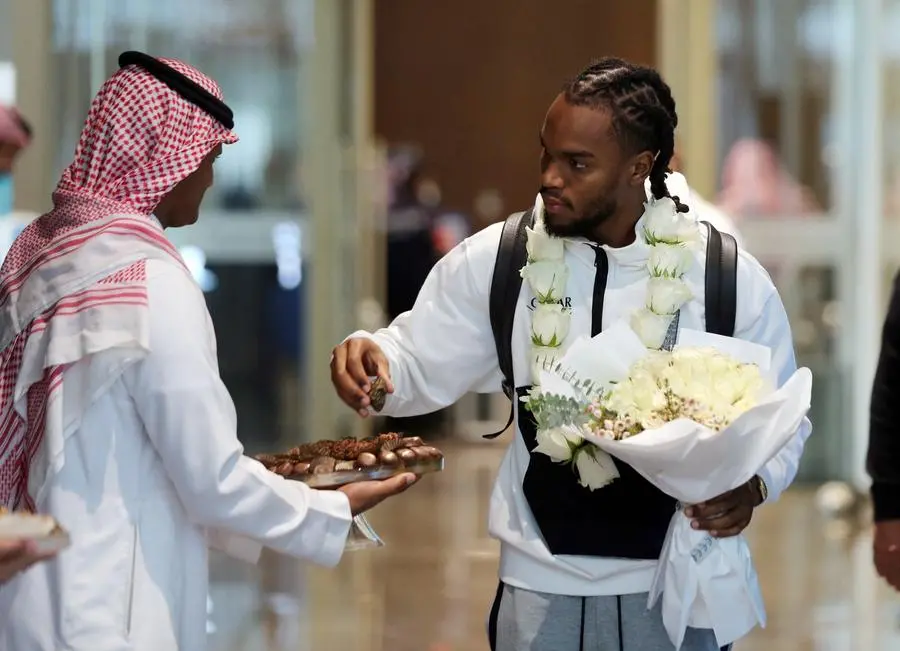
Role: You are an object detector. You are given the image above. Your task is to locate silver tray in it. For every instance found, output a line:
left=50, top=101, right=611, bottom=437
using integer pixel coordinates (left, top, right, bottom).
left=287, top=457, right=444, bottom=489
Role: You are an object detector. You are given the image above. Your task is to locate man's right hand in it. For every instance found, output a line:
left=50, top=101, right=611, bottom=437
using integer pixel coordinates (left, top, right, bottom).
left=330, top=338, right=394, bottom=417
left=338, top=473, right=418, bottom=516
left=0, top=540, right=55, bottom=585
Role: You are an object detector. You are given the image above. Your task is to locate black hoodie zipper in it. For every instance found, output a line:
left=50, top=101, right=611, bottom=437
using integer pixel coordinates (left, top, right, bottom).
left=591, top=245, right=609, bottom=336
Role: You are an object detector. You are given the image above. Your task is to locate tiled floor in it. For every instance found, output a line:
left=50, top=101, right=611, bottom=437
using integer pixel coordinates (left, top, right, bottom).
left=207, top=438, right=900, bottom=651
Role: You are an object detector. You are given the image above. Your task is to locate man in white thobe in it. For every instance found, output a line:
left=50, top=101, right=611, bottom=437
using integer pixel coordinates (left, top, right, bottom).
left=0, top=52, right=416, bottom=650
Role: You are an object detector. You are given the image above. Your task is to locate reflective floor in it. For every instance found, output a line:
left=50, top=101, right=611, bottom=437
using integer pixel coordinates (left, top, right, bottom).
left=207, top=438, right=900, bottom=651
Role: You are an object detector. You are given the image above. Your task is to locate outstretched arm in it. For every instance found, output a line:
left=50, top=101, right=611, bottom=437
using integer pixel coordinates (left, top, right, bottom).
left=125, top=262, right=353, bottom=568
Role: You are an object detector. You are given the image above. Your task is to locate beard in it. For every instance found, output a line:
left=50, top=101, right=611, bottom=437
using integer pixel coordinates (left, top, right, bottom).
left=542, top=194, right=618, bottom=240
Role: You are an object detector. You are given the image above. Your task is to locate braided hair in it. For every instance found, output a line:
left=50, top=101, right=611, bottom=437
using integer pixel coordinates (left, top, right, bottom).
left=563, top=58, right=689, bottom=213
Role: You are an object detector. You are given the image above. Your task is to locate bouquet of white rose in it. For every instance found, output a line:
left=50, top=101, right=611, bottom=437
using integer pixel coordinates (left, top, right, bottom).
left=522, top=320, right=813, bottom=650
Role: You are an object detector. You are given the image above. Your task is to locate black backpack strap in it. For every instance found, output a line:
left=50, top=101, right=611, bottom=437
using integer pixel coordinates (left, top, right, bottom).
left=484, top=209, right=533, bottom=439
left=703, top=221, right=739, bottom=337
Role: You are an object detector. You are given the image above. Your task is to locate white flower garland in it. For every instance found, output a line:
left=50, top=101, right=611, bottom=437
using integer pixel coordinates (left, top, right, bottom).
left=522, top=194, right=701, bottom=491
left=630, top=196, right=702, bottom=349
left=520, top=205, right=571, bottom=385
left=522, top=196, right=616, bottom=489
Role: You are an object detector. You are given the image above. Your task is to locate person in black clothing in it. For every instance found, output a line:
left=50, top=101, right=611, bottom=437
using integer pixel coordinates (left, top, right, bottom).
left=381, top=146, right=453, bottom=436
left=868, top=271, right=900, bottom=590
left=385, top=145, right=439, bottom=320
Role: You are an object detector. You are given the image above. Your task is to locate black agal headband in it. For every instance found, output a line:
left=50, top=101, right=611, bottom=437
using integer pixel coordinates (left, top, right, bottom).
left=118, top=51, right=234, bottom=130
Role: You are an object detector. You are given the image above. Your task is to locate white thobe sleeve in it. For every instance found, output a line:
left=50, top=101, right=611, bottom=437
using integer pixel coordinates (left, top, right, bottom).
left=123, top=262, right=352, bottom=567
left=734, top=289, right=812, bottom=504
left=346, top=228, right=502, bottom=417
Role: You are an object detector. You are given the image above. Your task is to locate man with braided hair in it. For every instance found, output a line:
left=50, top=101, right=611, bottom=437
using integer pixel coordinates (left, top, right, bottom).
left=0, top=52, right=416, bottom=650
left=332, top=58, right=809, bottom=650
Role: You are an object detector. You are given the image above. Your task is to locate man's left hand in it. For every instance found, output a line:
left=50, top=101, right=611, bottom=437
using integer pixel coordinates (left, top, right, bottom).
left=684, top=478, right=764, bottom=538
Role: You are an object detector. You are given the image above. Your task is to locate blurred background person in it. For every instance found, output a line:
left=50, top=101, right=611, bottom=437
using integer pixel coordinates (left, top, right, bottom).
left=384, top=144, right=470, bottom=321
left=670, top=141, right=743, bottom=246
left=0, top=105, right=34, bottom=264
left=380, top=144, right=470, bottom=436
left=716, top=138, right=820, bottom=220
left=384, top=144, right=437, bottom=322
left=0, top=104, right=31, bottom=215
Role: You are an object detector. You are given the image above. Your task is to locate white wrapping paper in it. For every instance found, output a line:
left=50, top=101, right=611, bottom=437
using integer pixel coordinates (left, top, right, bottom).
left=539, top=322, right=813, bottom=649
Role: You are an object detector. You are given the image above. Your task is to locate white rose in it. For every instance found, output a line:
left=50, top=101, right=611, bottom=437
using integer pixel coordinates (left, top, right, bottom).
left=530, top=345, right=562, bottom=383
left=630, top=308, right=673, bottom=349
left=574, top=446, right=620, bottom=491
left=648, top=243, right=694, bottom=278
left=670, top=347, right=711, bottom=366
left=665, top=350, right=722, bottom=399
left=700, top=361, right=763, bottom=413
left=671, top=348, right=733, bottom=385
left=533, top=426, right=583, bottom=463
left=643, top=198, right=702, bottom=245
left=521, top=260, right=569, bottom=302
left=526, top=224, right=565, bottom=261
left=607, top=368, right=668, bottom=420
left=646, top=277, right=693, bottom=315
left=531, top=303, right=571, bottom=347
left=728, top=364, right=765, bottom=404
left=662, top=348, right=765, bottom=424
left=630, top=350, right=672, bottom=377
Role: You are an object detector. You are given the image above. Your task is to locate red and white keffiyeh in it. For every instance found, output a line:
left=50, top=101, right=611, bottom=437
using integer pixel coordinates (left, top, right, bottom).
left=0, top=57, right=237, bottom=510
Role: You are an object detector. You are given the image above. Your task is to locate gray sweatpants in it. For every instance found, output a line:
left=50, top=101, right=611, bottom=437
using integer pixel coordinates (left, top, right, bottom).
left=488, top=583, right=732, bottom=651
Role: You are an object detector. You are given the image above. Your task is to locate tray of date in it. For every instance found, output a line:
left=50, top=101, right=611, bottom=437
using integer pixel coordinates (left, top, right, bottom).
left=255, top=433, right=444, bottom=489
